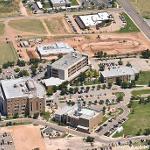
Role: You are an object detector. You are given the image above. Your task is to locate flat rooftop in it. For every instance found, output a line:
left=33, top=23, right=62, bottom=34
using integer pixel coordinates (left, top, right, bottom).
left=55, top=105, right=99, bottom=120
left=42, top=77, right=64, bottom=87
left=0, top=78, right=45, bottom=100
left=49, top=52, right=88, bottom=70
left=50, top=0, right=71, bottom=4
left=79, top=12, right=110, bottom=27
left=101, top=66, right=139, bottom=78
left=37, top=42, right=74, bottom=56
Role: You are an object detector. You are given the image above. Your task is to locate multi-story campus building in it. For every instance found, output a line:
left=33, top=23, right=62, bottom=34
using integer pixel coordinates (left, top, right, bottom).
left=54, top=101, right=102, bottom=133
left=47, top=52, right=89, bottom=81
left=0, top=78, right=45, bottom=117
left=100, top=66, right=139, bottom=83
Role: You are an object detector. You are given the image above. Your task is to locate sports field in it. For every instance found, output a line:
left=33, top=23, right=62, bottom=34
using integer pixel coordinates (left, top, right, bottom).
left=0, top=42, right=18, bottom=65
left=9, top=19, right=47, bottom=34
left=130, top=0, right=150, bottom=18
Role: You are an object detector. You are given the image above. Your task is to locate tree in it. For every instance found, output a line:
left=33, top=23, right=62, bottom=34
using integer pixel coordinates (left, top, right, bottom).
left=99, top=100, right=104, bottom=105
left=102, top=84, right=106, bottom=89
left=121, top=81, right=129, bottom=89
left=118, top=59, right=123, bottom=65
left=99, top=63, right=105, bottom=71
left=126, top=62, right=132, bottom=67
left=0, top=68, right=2, bottom=74
left=116, top=78, right=122, bottom=86
left=18, top=70, right=29, bottom=77
left=14, top=68, right=20, bottom=73
left=141, top=49, right=150, bottom=59
left=17, top=59, right=26, bottom=67
left=102, top=106, right=106, bottom=115
left=108, top=82, right=112, bottom=89
left=148, top=81, right=150, bottom=87
left=85, top=136, right=95, bottom=143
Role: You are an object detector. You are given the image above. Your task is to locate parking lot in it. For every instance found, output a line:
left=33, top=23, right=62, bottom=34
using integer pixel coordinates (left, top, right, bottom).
left=0, top=132, right=15, bottom=150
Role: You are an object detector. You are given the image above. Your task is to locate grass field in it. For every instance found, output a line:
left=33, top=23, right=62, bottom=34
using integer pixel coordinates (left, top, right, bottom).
left=0, top=42, right=18, bottom=65
left=119, top=13, right=140, bottom=33
left=0, top=22, right=5, bottom=36
left=131, top=89, right=150, bottom=96
left=9, top=19, right=46, bottom=34
left=114, top=101, right=150, bottom=137
left=130, top=0, right=150, bottom=19
left=0, top=0, right=19, bottom=18
left=44, top=18, right=68, bottom=34
left=136, top=71, right=150, bottom=85
left=121, top=102, right=150, bottom=136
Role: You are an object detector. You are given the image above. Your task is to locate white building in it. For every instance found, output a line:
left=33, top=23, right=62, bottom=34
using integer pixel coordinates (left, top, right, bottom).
left=75, top=12, right=111, bottom=29
left=47, top=52, right=89, bottom=81
left=37, top=42, right=74, bottom=57
left=50, top=0, right=71, bottom=7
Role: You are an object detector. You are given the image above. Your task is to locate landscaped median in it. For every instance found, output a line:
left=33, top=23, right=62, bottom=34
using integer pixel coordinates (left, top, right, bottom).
left=119, top=13, right=140, bottom=33
left=131, top=89, right=150, bottom=97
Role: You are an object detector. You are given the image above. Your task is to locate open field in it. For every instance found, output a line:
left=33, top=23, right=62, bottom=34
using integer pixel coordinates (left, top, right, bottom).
left=136, top=71, right=150, bottom=85
left=0, top=125, right=46, bottom=150
left=0, top=42, right=18, bottom=65
left=130, top=0, right=150, bottom=18
left=131, top=89, right=150, bottom=96
left=121, top=102, right=150, bottom=136
left=0, top=0, right=20, bottom=18
left=119, top=13, right=140, bottom=32
left=0, top=22, right=5, bottom=36
left=44, top=17, right=70, bottom=34
left=8, top=19, right=47, bottom=34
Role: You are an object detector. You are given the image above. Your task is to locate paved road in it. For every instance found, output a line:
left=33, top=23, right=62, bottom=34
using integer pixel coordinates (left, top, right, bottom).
left=117, top=0, right=150, bottom=40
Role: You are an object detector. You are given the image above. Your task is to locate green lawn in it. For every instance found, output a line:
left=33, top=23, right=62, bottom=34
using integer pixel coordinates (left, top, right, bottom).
left=114, top=92, right=125, bottom=98
left=122, top=102, right=150, bottom=136
left=130, top=0, right=150, bottom=19
left=70, top=0, right=78, bottom=5
left=0, top=0, right=19, bottom=18
left=0, top=42, right=18, bottom=65
left=9, top=19, right=46, bottom=34
left=119, top=13, right=140, bottom=33
left=132, top=89, right=150, bottom=96
left=0, top=22, right=5, bottom=36
left=136, top=71, right=150, bottom=85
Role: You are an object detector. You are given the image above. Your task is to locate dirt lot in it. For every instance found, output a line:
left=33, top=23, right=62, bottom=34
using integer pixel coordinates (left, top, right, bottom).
left=0, top=125, right=46, bottom=150
left=44, top=16, right=72, bottom=34
left=45, top=32, right=150, bottom=57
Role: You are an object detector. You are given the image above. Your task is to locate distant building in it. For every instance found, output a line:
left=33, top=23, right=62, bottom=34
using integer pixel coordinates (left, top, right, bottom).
left=75, top=12, right=111, bottom=29
left=47, top=52, right=89, bottom=81
left=37, top=42, right=74, bottom=57
left=54, top=100, right=102, bottom=132
left=50, top=0, right=71, bottom=8
left=0, top=78, right=45, bottom=117
left=100, top=66, right=139, bottom=83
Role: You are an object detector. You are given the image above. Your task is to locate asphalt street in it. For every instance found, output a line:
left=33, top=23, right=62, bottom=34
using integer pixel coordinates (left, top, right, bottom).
left=117, top=0, right=150, bottom=40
